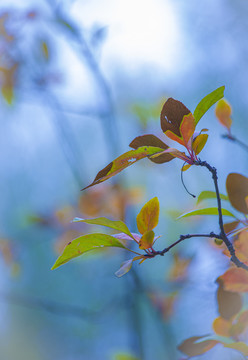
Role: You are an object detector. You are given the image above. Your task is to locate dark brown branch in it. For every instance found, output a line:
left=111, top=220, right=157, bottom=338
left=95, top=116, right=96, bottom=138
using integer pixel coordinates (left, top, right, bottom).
left=145, top=233, right=221, bottom=258
left=195, top=160, right=248, bottom=271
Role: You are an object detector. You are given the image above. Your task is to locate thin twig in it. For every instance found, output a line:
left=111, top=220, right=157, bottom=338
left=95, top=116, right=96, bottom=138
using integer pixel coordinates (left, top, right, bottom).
left=222, top=134, right=248, bottom=152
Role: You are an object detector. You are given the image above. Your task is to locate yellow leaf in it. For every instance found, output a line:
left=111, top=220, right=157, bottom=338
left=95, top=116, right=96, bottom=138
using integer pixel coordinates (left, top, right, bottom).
left=215, top=99, right=232, bottom=130
left=136, top=197, right=160, bottom=234
left=139, top=230, right=155, bottom=249
left=192, top=133, right=208, bottom=155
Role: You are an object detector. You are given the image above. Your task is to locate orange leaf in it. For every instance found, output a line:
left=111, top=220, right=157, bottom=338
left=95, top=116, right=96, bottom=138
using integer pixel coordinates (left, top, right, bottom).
left=180, top=113, right=196, bottom=146
left=164, top=130, right=184, bottom=146
left=215, top=99, right=232, bottom=130
left=136, top=197, right=160, bottom=235
left=219, top=268, right=248, bottom=293
left=213, top=317, right=232, bottom=337
left=139, top=230, right=155, bottom=250
left=178, top=336, right=218, bottom=357
left=226, top=173, right=248, bottom=214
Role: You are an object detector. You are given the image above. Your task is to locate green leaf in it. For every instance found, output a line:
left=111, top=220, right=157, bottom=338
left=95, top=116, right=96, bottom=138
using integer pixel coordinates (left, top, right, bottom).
left=197, top=190, right=229, bottom=204
left=193, top=86, right=225, bottom=125
left=73, top=217, right=134, bottom=239
left=177, top=207, right=235, bottom=220
left=51, top=234, right=128, bottom=270
left=82, top=146, right=165, bottom=190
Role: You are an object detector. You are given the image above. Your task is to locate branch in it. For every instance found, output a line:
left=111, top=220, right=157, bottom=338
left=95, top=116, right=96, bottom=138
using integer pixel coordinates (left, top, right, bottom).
left=146, top=233, right=220, bottom=258
left=222, top=134, right=248, bottom=152
left=195, top=160, right=248, bottom=271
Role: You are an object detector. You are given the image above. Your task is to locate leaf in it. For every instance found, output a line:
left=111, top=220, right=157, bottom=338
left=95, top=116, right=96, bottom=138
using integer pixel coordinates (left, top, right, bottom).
left=139, top=230, right=155, bottom=249
left=114, top=353, right=139, bottom=360
left=197, top=190, right=229, bottom=204
left=215, top=99, right=232, bottom=130
left=73, top=217, right=134, bottom=239
left=51, top=234, right=128, bottom=270
left=193, top=86, right=225, bottom=125
left=150, top=148, right=190, bottom=162
left=115, top=259, right=133, bottom=277
left=180, top=113, right=196, bottom=145
left=113, top=233, right=141, bottom=243
left=82, top=146, right=165, bottom=190
left=216, top=280, right=242, bottom=319
left=226, top=173, right=248, bottom=214
left=223, top=221, right=240, bottom=234
left=136, top=197, right=160, bottom=234
left=181, top=163, right=191, bottom=171
left=223, top=342, right=248, bottom=356
left=129, top=134, right=174, bottom=164
left=178, top=336, right=218, bottom=357
left=218, top=268, right=248, bottom=293
left=213, top=317, right=232, bottom=337
left=177, top=207, right=235, bottom=219
left=160, top=98, right=191, bottom=137
left=192, top=133, right=208, bottom=155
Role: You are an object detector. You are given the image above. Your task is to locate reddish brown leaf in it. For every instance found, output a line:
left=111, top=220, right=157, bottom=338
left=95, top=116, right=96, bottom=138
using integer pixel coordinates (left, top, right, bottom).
left=219, top=268, right=248, bottom=293
left=226, top=173, right=248, bottom=214
left=129, top=134, right=174, bottom=164
left=178, top=336, right=218, bottom=357
left=160, top=98, right=191, bottom=137
left=217, top=280, right=242, bottom=319
left=223, top=221, right=240, bottom=235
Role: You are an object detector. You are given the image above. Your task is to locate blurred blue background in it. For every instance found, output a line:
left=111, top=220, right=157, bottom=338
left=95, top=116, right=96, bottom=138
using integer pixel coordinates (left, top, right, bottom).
left=0, top=0, right=247, bottom=359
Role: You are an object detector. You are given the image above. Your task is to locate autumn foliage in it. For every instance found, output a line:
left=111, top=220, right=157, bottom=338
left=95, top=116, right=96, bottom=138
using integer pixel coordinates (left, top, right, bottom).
left=51, top=86, right=248, bottom=358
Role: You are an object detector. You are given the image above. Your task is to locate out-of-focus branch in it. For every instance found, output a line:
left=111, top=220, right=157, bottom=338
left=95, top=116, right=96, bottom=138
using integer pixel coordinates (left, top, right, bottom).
left=222, top=134, right=248, bottom=152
